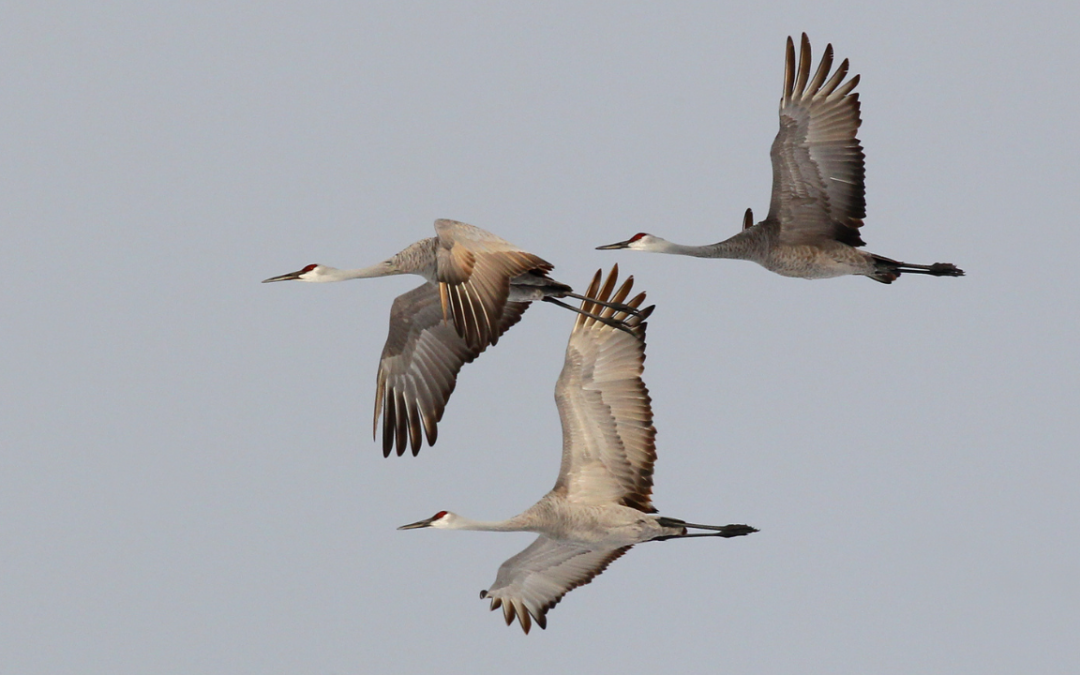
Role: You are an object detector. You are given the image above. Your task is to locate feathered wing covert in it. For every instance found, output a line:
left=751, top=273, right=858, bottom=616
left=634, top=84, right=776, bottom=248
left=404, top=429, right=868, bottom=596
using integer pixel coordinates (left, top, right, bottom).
left=434, top=219, right=553, bottom=350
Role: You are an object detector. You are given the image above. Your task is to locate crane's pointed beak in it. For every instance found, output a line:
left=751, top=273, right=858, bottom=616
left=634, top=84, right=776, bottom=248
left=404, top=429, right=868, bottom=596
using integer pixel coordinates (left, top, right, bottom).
left=262, top=269, right=304, bottom=283
left=397, top=516, right=437, bottom=530
left=595, top=239, right=632, bottom=250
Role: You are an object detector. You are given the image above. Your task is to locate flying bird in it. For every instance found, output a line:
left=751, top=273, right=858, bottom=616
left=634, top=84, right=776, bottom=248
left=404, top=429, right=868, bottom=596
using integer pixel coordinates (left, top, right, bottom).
left=398, top=266, right=757, bottom=633
left=263, top=219, right=639, bottom=457
left=597, top=34, right=964, bottom=283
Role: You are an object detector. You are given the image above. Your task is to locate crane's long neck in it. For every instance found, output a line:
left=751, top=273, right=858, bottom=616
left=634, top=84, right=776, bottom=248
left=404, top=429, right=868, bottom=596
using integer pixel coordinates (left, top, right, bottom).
left=652, top=231, right=763, bottom=261
left=445, top=513, right=532, bottom=532
left=326, top=260, right=403, bottom=281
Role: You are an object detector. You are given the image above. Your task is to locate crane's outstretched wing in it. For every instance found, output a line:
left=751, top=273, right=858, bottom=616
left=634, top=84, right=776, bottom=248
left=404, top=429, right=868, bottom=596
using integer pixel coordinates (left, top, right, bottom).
left=480, top=535, right=632, bottom=634
left=552, top=266, right=656, bottom=513
left=433, top=219, right=554, bottom=350
left=765, top=33, right=866, bottom=247
left=374, top=282, right=529, bottom=457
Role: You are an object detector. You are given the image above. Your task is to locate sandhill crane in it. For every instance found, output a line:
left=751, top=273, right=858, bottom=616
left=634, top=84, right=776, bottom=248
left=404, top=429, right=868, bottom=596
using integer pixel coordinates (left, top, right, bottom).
left=398, top=266, right=757, bottom=633
left=597, top=34, right=964, bottom=283
left=263, top=219, right=639, bottom=457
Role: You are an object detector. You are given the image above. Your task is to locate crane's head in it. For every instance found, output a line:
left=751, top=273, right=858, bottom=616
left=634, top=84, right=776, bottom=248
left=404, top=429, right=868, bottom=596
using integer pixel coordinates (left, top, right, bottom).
left=397, top=510, right=455, bottom=530
left=261, top=263, right=327, bottom=283
left=596, top=232, right=662, bottom=251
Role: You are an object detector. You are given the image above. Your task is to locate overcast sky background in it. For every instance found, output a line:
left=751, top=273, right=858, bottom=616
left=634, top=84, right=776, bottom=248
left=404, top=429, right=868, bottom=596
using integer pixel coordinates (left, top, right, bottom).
left=3, top=2, right=1078, bottom=674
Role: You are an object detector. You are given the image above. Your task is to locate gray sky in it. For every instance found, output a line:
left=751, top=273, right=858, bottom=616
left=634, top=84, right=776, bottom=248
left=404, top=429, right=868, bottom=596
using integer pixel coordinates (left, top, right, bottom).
left=3, top=2, right=1078, bottom=673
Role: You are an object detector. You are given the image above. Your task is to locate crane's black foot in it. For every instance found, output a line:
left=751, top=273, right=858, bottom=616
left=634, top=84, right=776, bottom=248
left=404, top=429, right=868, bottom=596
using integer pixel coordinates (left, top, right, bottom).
left=712, top=524, right=758, bottom=538
left=926, top=262, right=964, bottom=277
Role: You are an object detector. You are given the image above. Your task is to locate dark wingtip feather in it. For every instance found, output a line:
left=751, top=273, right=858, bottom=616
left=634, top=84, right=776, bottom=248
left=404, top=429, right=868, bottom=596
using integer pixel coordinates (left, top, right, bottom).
left=382, top=394, right=395, bottom=457
left=834, top=224, right=866, bottom=248
left=794, top=33, right=812, bottom=97
left=576, top=268, right=604, bottom=330
left=783, top=36, right=796, bottom=104
left=394, top=391, right=408, bottom=456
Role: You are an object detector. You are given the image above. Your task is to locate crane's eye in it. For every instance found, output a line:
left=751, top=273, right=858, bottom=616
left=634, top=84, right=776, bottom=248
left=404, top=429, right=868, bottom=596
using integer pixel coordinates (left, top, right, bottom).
left=301, top=264, right=318, bottom=273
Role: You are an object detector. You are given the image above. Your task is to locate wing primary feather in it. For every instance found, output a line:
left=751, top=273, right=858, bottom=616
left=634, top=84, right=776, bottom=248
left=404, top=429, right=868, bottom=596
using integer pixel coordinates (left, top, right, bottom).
left=448, top=287, right=467, bottom=344
left=818, top=58, right=849, bottom=97
left=421, top=406, right=438, bottom=446
left=382, top=392, right=395, bottom=458
left=595, top=265, right=619, bottom=319
left=807, top=42, right=833, bottom=94
left=793, top=33, right=812, bottom=97
left=438, top=281, right=450, bottom=321
left=394, top=390, right=408, bottom=456
left=831, top=73, right=860, bottom=99
left=407, top=398, right=422, bottom=456
left=608, top=275, right=634, bottom=317
left=448, top=287, right=469, bottom=345
left=783, top=35, right=796, bottom=105
left=457, top=285, right=478, bottom=348
left=519, top=605, right=532, bottom=634
left=577, top=269, right=603, bottom=330
left=373, top=374, right=385, bottom=442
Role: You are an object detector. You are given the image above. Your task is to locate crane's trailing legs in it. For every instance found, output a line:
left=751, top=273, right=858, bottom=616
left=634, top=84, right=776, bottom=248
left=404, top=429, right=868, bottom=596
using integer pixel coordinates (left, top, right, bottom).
left=541, top=296, right=639, bottom=336
left=652, top=517, right=759, bottom=541
left=870, top=255, right=964, bottom=283
left=507, top=272, right=646, bottom=320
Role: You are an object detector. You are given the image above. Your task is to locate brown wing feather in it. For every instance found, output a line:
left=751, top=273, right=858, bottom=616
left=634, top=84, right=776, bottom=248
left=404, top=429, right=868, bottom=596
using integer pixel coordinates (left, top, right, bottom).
left=554, top=266, right=657, bottom=513
left=374, top=282, right=529, bottom=457
left=766, top=34, right=866, bottom=247
left=434, top=219, right=553, bottom=350
left=480, top=536, right=632, bottom=633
